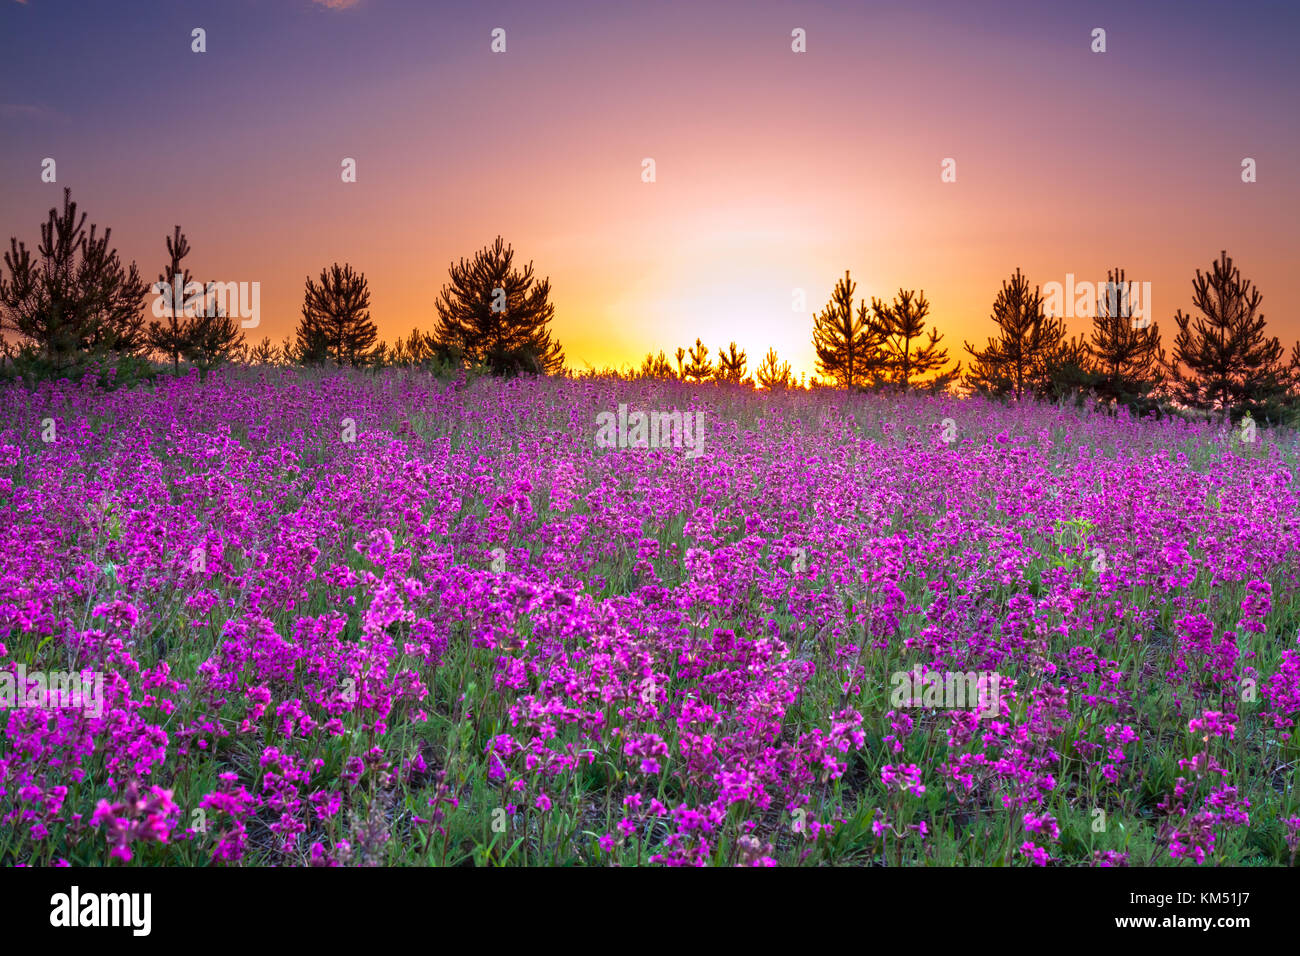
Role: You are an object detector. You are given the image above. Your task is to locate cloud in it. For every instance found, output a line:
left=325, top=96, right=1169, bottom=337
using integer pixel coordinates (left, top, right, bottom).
left=311, top=0, right=360, bottom=8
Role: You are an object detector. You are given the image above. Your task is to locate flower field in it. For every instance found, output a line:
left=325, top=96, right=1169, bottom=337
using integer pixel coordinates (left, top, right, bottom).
left=2, top=368, right=1298, bottom=866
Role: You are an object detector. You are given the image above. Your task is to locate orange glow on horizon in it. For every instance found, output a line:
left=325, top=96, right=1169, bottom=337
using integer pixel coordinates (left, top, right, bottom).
left=2, top=1, right=1295, bottom=383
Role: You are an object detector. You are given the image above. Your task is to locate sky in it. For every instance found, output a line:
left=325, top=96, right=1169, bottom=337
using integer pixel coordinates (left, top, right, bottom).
left=2, top=0, right=1298, bottom=379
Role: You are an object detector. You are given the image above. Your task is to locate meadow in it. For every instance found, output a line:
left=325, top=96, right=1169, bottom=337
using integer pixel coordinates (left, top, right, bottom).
left=1, top=367, right=1297, bottom=866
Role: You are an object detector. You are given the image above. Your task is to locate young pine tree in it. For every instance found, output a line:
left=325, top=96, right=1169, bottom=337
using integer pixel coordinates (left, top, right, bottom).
left=1040, top=333, right=1096, bottom=404
left=295, top=263, right=377, bottom=367
left=247, top=336, right=280, bottom=365
left=813, top=270, right=881, bottom=391
left=683, top=338, right=714, bottom=383
left=637, top=350, right=677, bottom=380
left=183, top=289, right=244, bottom=379
left=280, top=332, right=314, bottom=366
left=964, top=268, right=1064, bottom=400
left=1, top=188, right=148, bottom=376
left=714, top=341, right=747, bottom=384
left=869, top=288, right=952, bottom=391
left=388, top=329, right=432, bottom=367
left=1167, top=251, right=1285, bottom=420
left=1086, top=267, right=1163, bottom=407
left=756, top=348, right=793, bottom=389
left=147, top=225, right=197, bottom=375
left=431, top=236, right=563, bottom=375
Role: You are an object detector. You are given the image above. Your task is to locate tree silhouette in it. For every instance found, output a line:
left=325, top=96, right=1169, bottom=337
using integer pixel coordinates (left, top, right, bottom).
left=1040, top=333, right=1095, bottom=404
left=813, top=270, right=881, bottom=390
left=0, top=188, right=147, bottom=375
left=144, top=225, right=243, bottom=379
left=683, top=338, right=713, bottom=383
left=637, top=350, right=677, bottom=379
left=248, top=336, right=280, bottom=365
left=673, top=346, right=686, bottom=380
left=286, top=327, right=328, bottom=366
left=1167, top=251, right=1286, bottom=419
left=386, top=329, right=439, bottom=367
left=1087, top=266, right=1163, bottom=406
left=714, top=341, right=747, bottom=384
left=294, top=263, right=377, bottom=367
left=183, top=288, right=243, bottom=379
left=1286, top=342, right=1300, bottom=398
left=431, top=236, right=563, bottom=375
left=147, top=225, right=195, bottom=375
left=756, top=347, right=792, bottom=389
left=964, top=268, right=1064, bottom=400
left=869, top=288, right=954, bottom=391
left=411, top=330, right=434, bottom=365
left=386, top=336, right=410, bottom=367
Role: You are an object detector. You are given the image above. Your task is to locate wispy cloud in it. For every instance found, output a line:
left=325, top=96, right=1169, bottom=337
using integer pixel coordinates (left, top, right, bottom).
left=310, top=0, right=360, bottom=8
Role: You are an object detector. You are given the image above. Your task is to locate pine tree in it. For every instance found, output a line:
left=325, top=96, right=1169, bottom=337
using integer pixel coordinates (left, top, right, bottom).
left=683, top=338, right=713, bottom=383
left=813, top=270, right=881, bottom=390
left=409, top=329, right=437, bottom=365
left=673, top=346, right=686, bottom=380
left=1087, top=267, right=1163, bottom=406
left=387, top=336, right=410, bottom=367
left=289, top=322, right=330, bottom=366
left=147, top=226, right=196, bottom=375
left=869, top=288, right=951, bottom=391
left=387, top=329, right=433, bottom=367
left=1040, top=333, right=1095, bottom=404
left=637, top=350, right=676, bottom=379
left=756, top=347, right=793, bottom=389
left=0, top=188, right=148, bottom=376
left=248, top=336, right=280, bottom=365
left=964, top=268, right=1064, bottom=400
left=714, top=341, right=747, bottom=384
left=182, top=286, right=244, bottom=379
left=1285, top=341, right=1300, bottom=398
left=431, top=236, right=563, bottom=375
left=295, top=263, right=377, bottom=367
left=1167, top=251, right=1285, bottom=419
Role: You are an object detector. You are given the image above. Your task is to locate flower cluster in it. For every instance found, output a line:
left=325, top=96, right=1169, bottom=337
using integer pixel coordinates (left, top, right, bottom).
left=0, top=370, right=1294, bottom=866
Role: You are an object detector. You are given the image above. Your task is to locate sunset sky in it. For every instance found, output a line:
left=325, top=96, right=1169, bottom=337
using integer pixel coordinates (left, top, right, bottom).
left=2, top=0, right=1297, bottom=379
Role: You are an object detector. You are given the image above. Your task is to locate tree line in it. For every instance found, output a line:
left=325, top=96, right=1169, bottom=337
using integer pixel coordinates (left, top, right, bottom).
left=634, top=341, right=795, bottom=389
left=631, top=280, right=956, bottom=392
left=799, top=256, right=1298, bottom=421
left=955, top=259, right=1300, bottom=423
left=0, top=190, right=563, bottom=384
left=630, top=257, right=1300, bottom=423
left=4, top=189, right=1298, bottom=422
